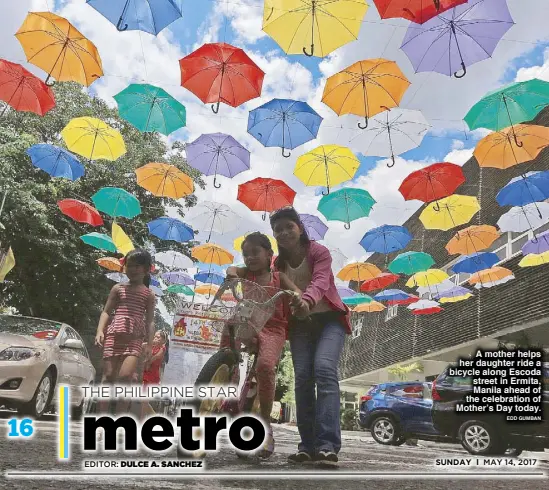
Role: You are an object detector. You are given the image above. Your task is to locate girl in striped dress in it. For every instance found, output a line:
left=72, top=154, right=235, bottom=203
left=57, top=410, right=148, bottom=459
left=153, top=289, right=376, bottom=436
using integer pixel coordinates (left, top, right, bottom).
left=95, top=249, right=156, bottom=414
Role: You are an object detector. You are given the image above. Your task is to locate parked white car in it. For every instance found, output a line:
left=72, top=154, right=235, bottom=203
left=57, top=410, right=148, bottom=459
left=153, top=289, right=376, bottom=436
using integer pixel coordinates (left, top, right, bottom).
left=0, top=315, right=95, bottom=418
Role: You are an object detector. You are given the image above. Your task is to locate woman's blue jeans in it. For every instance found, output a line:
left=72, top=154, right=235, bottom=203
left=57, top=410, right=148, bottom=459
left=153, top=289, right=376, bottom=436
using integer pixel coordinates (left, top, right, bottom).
left=288, top=316, right=346, bottom=455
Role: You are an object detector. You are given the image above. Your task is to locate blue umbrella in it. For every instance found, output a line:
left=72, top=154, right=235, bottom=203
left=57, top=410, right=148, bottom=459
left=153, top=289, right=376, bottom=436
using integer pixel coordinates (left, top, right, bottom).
left=26, top=144, right=84, bottom=181
left=86, top=0, right=183, bottom=35
left=147, top=217, right=194, bottom=242
left=247, top=98, right=323, bottom=158
left=450, top=252, right=500, bottom=275
left=374, top=289, right=411, bottom=302
left=150, top=277, right=161, bottom=287
left=195, top=262, right=227, bottom=273
left=360, top=225, right=412, bottom=254
left=496, top=171, right=549, bottom=209
left=194, top=271, right=225, bottom=286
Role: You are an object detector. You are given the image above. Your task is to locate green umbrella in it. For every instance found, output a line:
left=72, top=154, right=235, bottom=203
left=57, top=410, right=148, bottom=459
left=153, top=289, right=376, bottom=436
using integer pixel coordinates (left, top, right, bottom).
left=166, top=284, right=195, bottom=295
left=465, top=79, right=549, bottom=146
left=114, top=83, right=186, bottom=136
left=318, top=188, right=376, bottom=230
left=342, top=294, right=373, bottom=306
left=92, top=187, right=141, bottom=219
left=388, top=251, right=434, bottom=275
left=80, top=232, right=117, bottom=253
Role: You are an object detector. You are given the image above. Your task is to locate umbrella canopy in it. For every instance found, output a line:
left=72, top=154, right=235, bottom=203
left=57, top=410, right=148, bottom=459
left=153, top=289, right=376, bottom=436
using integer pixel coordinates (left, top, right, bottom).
left=446, top=225, right=500, bottom=255
left=337, top=262, right=382, bottom=282
left=408, top=300, right=443, bottom=315
left=81, top=232, right=116, bottom=253
left=0, top=59, right=55, bottom=115
left=92, top=187, right=141, bottom=219
left=147, top=217, right=194, bottom=243
left=112, top=223, right=134, bottom=255
left=469, top=267, right=514, bottom=286
left=522, top=230, right=549, bottom=256
left=16, top=12, right=103, bottom=87
left=354, top=301, right=386, bottom=313
left=496, top=171, right=549, bottom=208
left=406, top=269, right=449, bottom=288
left=262, top=0, right=368, bottom=58
left=248, top=99, right=323, bottom=157
left=161, top=271, right=194, bottom=285
left=237, top=177, right=296, bottom=220
left=180, top=42, right=264, bottom=113
left=318, top=188, right=376, bottom=229
left=114, top=84, right=186, bottom=135
left=57, top=199, right=103, bottom=227
left=155, top=251, right=193, bottom=269
left=61, top=117, right=126, bottom=162
left=87, top=0, right=183, bottom=35
left=326, top=246, right=348, bottom=272
left=135, top=162, right=193, bottom=199
left=388, top=251, right=435, bottom=275
left=192, top=244, right=234, bottom=266
left=0, top=247, right=15, bottom=282
left=337, top=287, right=357, bottom=298
left=234, top=234, right=278, bottom=254
left=185, top=133, right=250, bottom=188
left=97, top=257, right=123, bottom=272
left=435, top=285, right=474, bottom=303
left=322, top=59, right=410, bottom=129
left=373, top=0, right=468, bottom=24
left=451, top=252, right=500, bottom=275
left=419, top=195, right=480, bottom=231
left=343, top=294, right=373, bottom=306
left=195, top=284, right=219, bottom=296
left=360, top=225, right=412, bottom=254
left=399, top=162, right=465, bottom=203
left=194, top=271, right=225, bottom=286
left=26, top=144, right=84, bottom=181
left=360, top=273, right=399, bottom=292
left=401, top=0, right=514, bottom=79
left=166, top=284, right=195, bottom=295
left=185, top=201, right=240, bottom=242
left=299, top=214, right=329, bottom=241
left=519, top=252, right=549, bottom=268
left=294, top=145, right=360, bottom=193
left=497, top=203, right=549, bottom=233
left=474, top=124, right=549, bottom=170
left=106, top=272, right=129, bottom=283
left=374, top=289, right=411, bottom=302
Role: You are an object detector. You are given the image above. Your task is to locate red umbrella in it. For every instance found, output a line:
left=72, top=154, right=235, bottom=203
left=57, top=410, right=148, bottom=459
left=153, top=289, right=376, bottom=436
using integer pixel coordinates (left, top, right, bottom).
left=0, top=59, right=55, bottom=116
left=237, top=178, right=296, bottom=221
left=58, top=199, right=104, bottom=227
left=387, top=295, right=419, bottom=306
left=412, top=306, right=443, bottom=315
left=373, top=0, right=468, bottom=24
left=360, top=272, right=400, bottom=292
left=179, top=42, right=265, bottom=114
left=399, top=162, right=465, bottom=208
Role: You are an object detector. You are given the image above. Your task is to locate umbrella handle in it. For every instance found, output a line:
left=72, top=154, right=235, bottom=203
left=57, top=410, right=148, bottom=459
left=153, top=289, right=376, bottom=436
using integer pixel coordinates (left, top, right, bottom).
left=213, top=176, right=221, bottom=189
left=454, top=62, right=466, bottom=79
left=433, top=0, right=441, bottom=10
left=303, top=44, right=314, bottom=57
left=44, top=74, right=55, bottom=87
left=212, top=102, right=221, bottom=114
left=282, top=148, right=291, bottom=158
left=322, top=188, right=330, bottom=196
left=117, top=17, right=129, bottom=31
left=344, top=223, right=351, bottom=230
left=513, top=132, right=524, bottom=148
left=262, top=212, right=267, bottom=221
left=358, top=117, right=368, bottom=129
left=387, top=154, right=396, bottom=168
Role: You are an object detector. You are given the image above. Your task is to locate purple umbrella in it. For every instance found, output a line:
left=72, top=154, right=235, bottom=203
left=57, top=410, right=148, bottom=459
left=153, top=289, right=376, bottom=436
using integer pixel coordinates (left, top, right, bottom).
left=299, top=213, right=329, bottom=240
left=185, top=132, right=250, bottom=188
left=522, top=230, right=549, bottom=256
left=161, top=271, right=194, bottom=286
left=337, top=287, right=357, bottom=298
left=400, top=0, right=514, bottom=78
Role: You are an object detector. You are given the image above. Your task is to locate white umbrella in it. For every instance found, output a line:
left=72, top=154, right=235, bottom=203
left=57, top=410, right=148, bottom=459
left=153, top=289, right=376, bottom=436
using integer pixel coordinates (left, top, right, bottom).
left=326, top=246, right=347, bottom=272
left=184, top=201, right=240, bottom=242
left=474, top=275, right=514, bottom=289
left=497, top=202, right=549, bottom=233
left=408, top=299, right=440, bottom=311
left=150, top=286, right=164, bottom=297
left=155, top=251, right=193, bottom=270
left=416, top=279, right=456, bottom=296
left=106, top=273, right=128, bottom=283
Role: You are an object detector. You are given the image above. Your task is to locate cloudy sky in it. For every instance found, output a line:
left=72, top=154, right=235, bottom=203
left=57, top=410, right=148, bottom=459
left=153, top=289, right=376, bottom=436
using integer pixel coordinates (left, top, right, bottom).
left=3, top=0, right=549, bottom=270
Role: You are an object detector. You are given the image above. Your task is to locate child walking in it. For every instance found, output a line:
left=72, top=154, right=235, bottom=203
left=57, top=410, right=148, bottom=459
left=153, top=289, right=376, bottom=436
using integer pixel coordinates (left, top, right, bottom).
left=95, top=248, right=156, bottom=414
left=141, top=330, right=168, bottom=417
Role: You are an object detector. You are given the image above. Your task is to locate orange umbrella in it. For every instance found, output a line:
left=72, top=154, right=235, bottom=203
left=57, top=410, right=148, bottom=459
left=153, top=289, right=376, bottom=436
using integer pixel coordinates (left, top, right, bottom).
left=195, top=284, right=219, bottom=296
left=96, top=257, right=123, bottom=272
left=135, top=162, right=194, bottom=199
left=446, top=225, right=500, bottom=255
left=354, top=301, right=386, bottom=313
left=337, top=262, right=382, bottom=282
left=474, top=124, right=549, bottom=169
left=469, top=267, right=514, bottom=286
left=322, top=58, right=410, bottom=129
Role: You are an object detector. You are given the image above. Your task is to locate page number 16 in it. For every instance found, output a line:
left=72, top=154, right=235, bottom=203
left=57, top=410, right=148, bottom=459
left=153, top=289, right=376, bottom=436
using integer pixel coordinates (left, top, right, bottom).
left=7, top=418, right=34, bottom=437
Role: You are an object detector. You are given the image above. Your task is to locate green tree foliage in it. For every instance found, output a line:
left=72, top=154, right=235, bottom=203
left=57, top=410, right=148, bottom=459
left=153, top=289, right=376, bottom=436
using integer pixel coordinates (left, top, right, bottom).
left=277, top=344, right=295, bottom=404
left=387, top=361, right=424, bottom=381
left=0, top=83, right=204, bottom=333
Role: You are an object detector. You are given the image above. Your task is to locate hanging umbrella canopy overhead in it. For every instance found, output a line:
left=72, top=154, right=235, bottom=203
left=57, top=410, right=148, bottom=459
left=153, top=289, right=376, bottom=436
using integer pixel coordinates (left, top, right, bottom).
left=16, top=12, right=103, bottom=87
left=450, top=252, right=500, bottom=275
left=0, top=247, right=15, bottom=282
left=322, top=58, right=410, bottom=129
left=446, top=225, right=500, bottom=255
left=337, top=262, right=382, bottom=282
left=496, top=171, right=549, bottom=208
left=400, top=0, right=514, bottom=79
left=360, top=225, right=412, bottom=254
left=299, top=214, right=329, bottom=241
left=399, top=162, right=465, bottom=203
left=161, top=271, right=194, bottom=285
left=419, top=195, right=480, bottom=231
left=522, top=230, right=549, bottom=256
left=248, top=98, right=323, bottom=157
left=194, top=271, right=225, bottom=286
left=106, top=272, right=129, bottom=283
left=155, top=250, right=194, bottom=270
left=343, top=294, right=373, bottom=306
left=326, top=246, right=348, bottom=272
left=497, top=203, right=549, bottom=233
left=373, top=0, right=468, bottom=24
left=26, top=144, right=84, bottom=181
left=185, top=133, right=250, bottom=188
left=373, top=289, right=411, bottom=302
left=318, top=188, right=376, bottom=229
left=80, top=232, right=117, bottom=253
left=135, top=162, right=193, bottom=199
left=58, top=199, right=104, bottom=227
left=237, top=177, right=296, bottom=220
left=112, top=222, right=135, bottom=255
left=92, top=187, right=141, bottom=219
left=337, top=287, right=357, bottom=298
left=184, top=201, right=240, bottom=242
left=192, top=244, right=234, bottom=266
left=97, top=257, right=123, bottom=272
left=388, top=251, right=435, bottom=275
left=262, top=0, right=368, bottom=58
left=86, top=0, right=184, bottom=35
left=147, top=217, right=194, bottom=243
left=474, top=124, right=549, bottom=170
left=234, top=234, right=278, bottom=254
left=469, top=266, right=514, bottom=287
left=195, top=284, right=219, bottom=296
left=409, top=300, right=443, bottom=315
left=180, top=42, right=265, bottom=113
left=0, top=59, right=55, bottom=115
left=406, top=269, right=449, bottom=288
left=166, top=284, right=195, bottom=295
left=114, top=84, right=186, bottom=135
left=360, top=272, right=400, bottom=292
left=354, top=300, right=386, bottom=313
left=519, top=251, right=549, bottom=268
left=435, top=285, right=474, bottom=303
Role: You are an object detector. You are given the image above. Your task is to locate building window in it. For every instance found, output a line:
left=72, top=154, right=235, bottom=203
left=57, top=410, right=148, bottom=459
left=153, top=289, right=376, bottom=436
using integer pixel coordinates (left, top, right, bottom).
left=385, top=305, right=398, bottom=321
left=351, top=314, right=363, bottom=339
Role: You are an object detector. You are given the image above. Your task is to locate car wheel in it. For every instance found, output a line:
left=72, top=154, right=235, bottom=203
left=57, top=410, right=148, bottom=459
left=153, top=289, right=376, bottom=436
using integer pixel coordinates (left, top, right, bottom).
left=19, top=370, right=54, bottom=419
left=392, top=435, right=407, bottom=446
left=505, top=448, right=523, bottom=457
left=459, top=420, right=504, bottom=456
left=371, top=416, right=401, bottom=445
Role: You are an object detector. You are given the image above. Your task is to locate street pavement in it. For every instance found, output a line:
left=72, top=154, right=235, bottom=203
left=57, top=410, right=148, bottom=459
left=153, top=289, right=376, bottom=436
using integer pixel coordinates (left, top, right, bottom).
left=0, top=410, right=548, bottom=490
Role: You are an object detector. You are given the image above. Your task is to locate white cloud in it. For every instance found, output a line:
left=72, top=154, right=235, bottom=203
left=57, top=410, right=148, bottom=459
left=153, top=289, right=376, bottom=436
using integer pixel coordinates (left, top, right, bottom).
left=515, top=47, right=549, bottom=82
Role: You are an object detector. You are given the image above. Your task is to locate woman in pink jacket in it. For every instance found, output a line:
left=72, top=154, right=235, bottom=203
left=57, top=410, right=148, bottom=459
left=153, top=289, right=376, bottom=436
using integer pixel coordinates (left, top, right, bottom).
left=269, top=206, right=350, bottom=467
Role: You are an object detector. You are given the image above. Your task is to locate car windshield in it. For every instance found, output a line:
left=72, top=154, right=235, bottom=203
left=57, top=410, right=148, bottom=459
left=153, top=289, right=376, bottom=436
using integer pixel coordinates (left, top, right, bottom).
left=0, top=316, right=61, bottom=339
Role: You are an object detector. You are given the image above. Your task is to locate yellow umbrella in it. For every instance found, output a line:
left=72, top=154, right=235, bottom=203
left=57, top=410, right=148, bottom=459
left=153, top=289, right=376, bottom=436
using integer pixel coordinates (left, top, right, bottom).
left=474, top=124, right=549, bottom=170
left=406, top=269, right=449, bottom=288
left=192, top=244, right=234, bottom=266
left=234, top=234, right=278, bottom=254
left=354, top=301, right=385, bottom=313
left=61, top=117, right=126, bottom=162
left=322, top=58, right=410, bottom=129
left=419, top=195, right=480, bottom=232
left=294, top=145, right=360, bottom=193
left=195, top=284, right=219, bottom=296
left=337, top=262, right=381, bottom=282
left=112, top=223, right=134, bottom=256
left=15, top=12, right=103, bottom=87
left=518, top=251, right=549, bottom=268
left=96, top=257, right=123, bottom=272
left=446, top=225, right=500, bottom=255
left=0, top=247, right=15, bottom=282
left=135, top=162, right=194, bottom=199
left=262, top=0, right=368, bottom=58
left=439, top=294, right=473, bottom=304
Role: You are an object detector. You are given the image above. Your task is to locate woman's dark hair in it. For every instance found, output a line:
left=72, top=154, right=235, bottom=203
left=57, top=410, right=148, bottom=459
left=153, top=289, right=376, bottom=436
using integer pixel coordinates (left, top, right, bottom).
left=125, top=248, right=153, bottom=287
left=242, top=232, right=273, bottom=272
left=269, top=207, right=310, bottom=271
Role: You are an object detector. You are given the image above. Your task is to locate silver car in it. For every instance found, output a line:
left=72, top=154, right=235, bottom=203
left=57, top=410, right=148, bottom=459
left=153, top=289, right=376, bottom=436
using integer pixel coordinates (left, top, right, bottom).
left=0, top=315, right=96, bottom=418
